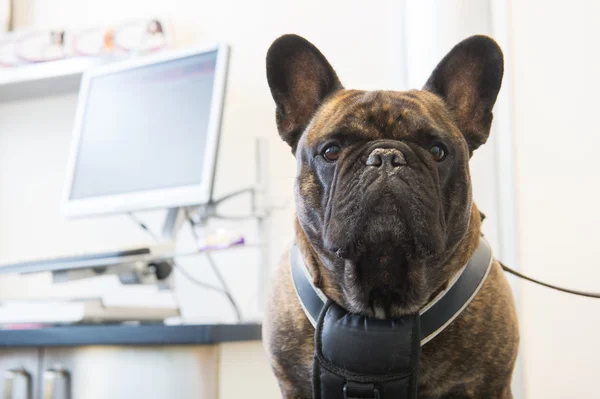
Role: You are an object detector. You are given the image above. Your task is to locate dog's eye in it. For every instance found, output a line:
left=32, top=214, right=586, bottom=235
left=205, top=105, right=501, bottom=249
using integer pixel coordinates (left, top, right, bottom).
left=430, top=144, right=447, bottom=162
left=323, top=145, right=341, bottom=162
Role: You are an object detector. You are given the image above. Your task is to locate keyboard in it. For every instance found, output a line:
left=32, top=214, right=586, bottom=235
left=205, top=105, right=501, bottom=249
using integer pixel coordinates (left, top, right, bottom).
left=0, top=247, right=161, bottom=275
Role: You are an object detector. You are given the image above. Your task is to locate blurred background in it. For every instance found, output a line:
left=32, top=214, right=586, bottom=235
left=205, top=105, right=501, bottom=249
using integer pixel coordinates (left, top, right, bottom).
left=0, top=0, right=598, bottom=398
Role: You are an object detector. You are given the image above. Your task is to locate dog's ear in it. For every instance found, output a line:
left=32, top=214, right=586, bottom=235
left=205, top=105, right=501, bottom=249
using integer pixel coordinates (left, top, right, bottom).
left=424, top=35, right=503, bottom=153
left=266, top=34, right=343, bottom=152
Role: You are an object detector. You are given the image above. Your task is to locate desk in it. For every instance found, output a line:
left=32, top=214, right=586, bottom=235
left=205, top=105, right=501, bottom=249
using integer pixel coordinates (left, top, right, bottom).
left=0, top=323, right=279, bottom=398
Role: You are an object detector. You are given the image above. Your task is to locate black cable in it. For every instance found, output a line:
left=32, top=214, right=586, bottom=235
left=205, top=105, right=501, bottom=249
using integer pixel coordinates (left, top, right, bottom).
left=186, top=215, right=243, bottom=322
left=127, top=212, right=159, bottom=241
left=501, top=263, right=600, bottom=299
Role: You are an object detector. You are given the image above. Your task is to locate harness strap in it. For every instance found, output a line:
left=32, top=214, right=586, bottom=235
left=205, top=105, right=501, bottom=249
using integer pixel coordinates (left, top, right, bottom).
left=291, top=237, right=493, bottom=346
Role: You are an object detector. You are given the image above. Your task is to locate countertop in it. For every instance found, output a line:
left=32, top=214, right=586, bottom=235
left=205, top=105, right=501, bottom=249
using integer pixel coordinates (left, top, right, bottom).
left=0, top=323, right=262, bottom=347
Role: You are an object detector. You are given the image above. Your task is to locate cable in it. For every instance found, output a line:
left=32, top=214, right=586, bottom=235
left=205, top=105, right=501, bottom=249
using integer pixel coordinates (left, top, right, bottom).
left=212, top=198, right=292, bottom=220
left=126, top=212, right=236, bottom=308
left=186, top=216, right=243, bottom=322
left=212, top=187, right=255, bottom=205
left=127, top=212, right=159, bottom=241
left=205, top=252, right=242, bottom=322
left=171, top=262, right=227, bottom=294
left=212, top=214, right=259, bottom=221
left=501, top=263, right=600, bottom=299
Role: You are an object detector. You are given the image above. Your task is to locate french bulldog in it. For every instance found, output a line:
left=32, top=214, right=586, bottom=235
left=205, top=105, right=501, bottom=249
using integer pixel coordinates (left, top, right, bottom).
left=263, top=34, right=519, bottom=399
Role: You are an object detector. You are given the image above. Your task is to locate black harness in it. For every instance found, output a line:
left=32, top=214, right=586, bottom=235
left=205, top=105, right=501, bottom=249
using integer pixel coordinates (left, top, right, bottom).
left=291, top=238, right=493, bottom=399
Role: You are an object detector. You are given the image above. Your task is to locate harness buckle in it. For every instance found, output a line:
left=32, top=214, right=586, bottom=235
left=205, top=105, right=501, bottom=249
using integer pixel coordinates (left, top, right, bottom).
left=343, top=381, right=380, bottom=399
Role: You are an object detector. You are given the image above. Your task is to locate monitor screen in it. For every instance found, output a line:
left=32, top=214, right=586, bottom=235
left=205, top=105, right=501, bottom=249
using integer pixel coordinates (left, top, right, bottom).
left=63, top=45, right=228, bottom=217
left=71, top=51, right=216, bottom=199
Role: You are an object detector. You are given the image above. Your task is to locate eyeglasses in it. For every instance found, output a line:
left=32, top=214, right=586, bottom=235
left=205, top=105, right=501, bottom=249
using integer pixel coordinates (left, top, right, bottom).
left=0, top=18, right=168, bottom=65
left=72, top=19, right=168, bottom=57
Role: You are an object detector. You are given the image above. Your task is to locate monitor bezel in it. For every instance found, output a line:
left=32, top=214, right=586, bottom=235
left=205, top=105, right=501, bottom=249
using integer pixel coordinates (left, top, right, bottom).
left=61, top=43, right=229, bottom=218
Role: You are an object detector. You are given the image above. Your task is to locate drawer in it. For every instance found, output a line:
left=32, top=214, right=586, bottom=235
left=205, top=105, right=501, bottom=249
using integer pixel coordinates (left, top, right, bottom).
left=41, top=345, right=218, bottom=399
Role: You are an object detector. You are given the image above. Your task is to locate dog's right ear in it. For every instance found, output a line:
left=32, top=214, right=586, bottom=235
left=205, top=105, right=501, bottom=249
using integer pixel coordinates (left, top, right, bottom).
left=266, top=34, right=343, bottom=153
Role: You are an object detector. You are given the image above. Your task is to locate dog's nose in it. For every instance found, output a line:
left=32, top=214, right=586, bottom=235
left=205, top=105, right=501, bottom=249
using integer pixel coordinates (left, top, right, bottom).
left=366, top=148, right=407, bottom=167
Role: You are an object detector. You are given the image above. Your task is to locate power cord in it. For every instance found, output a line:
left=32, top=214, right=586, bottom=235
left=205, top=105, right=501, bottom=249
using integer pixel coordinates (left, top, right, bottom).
left=196, top=187, right=291, bottom=220
left=501, top=262, right=600, bottom=299
left=212, top=197, right=292, bottom=220
left=127, top=212, right=243, bottom=322
left=186, top=216, right=242, bottom=322
left=127, top=212, right=159, bottom=241
left=172, top=261, right=228, bottom=294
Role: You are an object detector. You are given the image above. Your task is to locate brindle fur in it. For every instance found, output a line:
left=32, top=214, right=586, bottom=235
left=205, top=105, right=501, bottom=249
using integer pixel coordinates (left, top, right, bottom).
left=263, top=34, right=519, bottom=399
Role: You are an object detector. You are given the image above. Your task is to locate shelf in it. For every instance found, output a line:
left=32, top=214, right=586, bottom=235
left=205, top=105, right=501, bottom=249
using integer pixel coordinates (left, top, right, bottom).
left=0, top=58, right=109, bottom=102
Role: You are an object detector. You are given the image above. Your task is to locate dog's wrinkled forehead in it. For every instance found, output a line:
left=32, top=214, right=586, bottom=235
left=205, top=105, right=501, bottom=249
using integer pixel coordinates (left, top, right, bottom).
left=302, top=89, right=463, bottom=149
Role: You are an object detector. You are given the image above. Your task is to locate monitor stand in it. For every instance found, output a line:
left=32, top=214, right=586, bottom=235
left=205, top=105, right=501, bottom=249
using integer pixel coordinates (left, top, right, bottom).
left=161, top=207, right=188, bottom=241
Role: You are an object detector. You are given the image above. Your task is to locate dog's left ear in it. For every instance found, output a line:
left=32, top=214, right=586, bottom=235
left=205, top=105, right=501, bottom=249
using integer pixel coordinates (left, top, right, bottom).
left=424, top=35, right=503, bottom=153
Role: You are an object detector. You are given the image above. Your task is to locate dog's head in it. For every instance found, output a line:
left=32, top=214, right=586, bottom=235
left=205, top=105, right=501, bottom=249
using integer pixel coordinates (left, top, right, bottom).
left=267, top=34, right=503, bottom=317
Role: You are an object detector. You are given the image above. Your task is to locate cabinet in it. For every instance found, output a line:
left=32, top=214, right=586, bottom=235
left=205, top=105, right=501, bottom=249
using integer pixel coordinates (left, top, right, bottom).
left=0, top=324, right=274, bottom=399
left=0, top=346, right=217, bottom=399
left=41, top=346, right=217, bottom=399
left=0, top=349, right=40, bottom=399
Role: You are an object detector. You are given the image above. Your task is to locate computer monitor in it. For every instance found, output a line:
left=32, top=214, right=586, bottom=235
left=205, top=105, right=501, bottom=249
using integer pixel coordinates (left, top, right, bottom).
left=61, top=44, right=229, bottom=217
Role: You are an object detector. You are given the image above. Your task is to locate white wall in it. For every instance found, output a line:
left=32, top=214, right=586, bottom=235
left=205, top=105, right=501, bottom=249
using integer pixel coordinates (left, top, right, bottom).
left=510, top=2, right=600, bottom=398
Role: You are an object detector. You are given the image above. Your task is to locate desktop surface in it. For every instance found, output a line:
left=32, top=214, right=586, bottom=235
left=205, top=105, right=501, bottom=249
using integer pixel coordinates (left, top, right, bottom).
left=0, top=323, right=262, bottom=347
